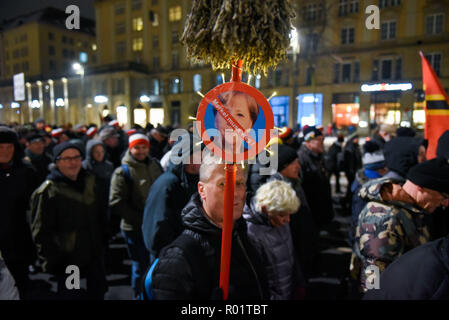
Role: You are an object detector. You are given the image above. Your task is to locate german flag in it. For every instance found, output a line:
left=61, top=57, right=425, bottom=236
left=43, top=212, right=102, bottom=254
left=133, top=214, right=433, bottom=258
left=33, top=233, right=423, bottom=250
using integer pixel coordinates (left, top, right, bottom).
left=420, top=51, right=449, bottom=159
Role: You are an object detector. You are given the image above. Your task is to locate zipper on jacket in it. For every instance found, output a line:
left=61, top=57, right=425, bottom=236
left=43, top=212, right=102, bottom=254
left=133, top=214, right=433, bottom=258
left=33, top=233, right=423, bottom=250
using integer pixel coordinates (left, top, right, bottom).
left=236, top=233, right=264, bottom=299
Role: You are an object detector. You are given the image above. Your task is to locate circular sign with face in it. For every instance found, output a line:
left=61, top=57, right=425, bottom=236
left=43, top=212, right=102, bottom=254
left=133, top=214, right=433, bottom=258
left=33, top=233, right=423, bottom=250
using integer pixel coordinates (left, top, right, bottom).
left=196, top=82, right=274, bottom=163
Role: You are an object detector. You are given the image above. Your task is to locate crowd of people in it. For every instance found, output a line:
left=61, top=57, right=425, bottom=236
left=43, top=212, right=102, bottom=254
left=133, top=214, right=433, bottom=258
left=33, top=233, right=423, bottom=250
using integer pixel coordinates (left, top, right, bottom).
left=1, top=116, right=449, bottom=300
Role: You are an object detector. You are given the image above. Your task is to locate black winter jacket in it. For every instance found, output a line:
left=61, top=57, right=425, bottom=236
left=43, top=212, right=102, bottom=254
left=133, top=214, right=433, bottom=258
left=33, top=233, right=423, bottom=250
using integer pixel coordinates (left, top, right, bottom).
left=364, top=235, right=449, bottom=300
left=151, top=194, right=269, bottom=300
left=343, top=138, right=362, bottom=181
left=0, top=159, right=38, bottom=266
left=297, top=144, right=334, bottom=228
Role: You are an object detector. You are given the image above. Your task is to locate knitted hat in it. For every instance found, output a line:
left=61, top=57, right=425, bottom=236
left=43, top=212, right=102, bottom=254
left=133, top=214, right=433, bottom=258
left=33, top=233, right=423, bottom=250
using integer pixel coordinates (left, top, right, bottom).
left=407, top=158, right=449, bottom=195
left=396, top=127, right=416, bottom=137
left=437, top=130, right=449, bottom=160
left=279, top=127, right=293, bottom=140
left=109, top=120, right=119, bottom=127
left=53, top=142, right=82, bottom=161
left=303, top=126, right=323, bottom=142
left=99, top=127, right=118, bottom=140
left=129, top=133, right=149, bottom=149
left=362, top=141, right=385, bottom=170
left=0, top=126, right=18, bottom=144
left=26, top=133, right=45, bottom=144
left=51, top=128, right=64, bottom=138
left=276, top=144, right=298, bottom=172
left=127, top=128, right=137, bottom=136
left=86, top=127, right=98, bottom=138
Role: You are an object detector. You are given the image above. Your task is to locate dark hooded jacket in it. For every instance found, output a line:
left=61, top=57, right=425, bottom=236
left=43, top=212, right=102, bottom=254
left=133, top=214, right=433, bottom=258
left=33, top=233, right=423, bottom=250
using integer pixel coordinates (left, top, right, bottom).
left=364, top=235, right=449, bottom=300
left=151, top=194, right=269, bottom=300
left=437, top=130, right=449, bottom=160
left=297, top=144, right=334, bottom=228
left=0, top=128, right=38, bottom=270
left=343, top=135, right=362, bottom=182
left=82, top=140, right=114, bottom=183
left=243, top=201, right=305, bottom=300
left=430, top=131, right=449, bottom=240
left=384, top=137, right=427, bottom=180
left=30, top=168, right=107, bottom=274
left=142, top=162, right=199, bottom=260
left=24, top=148, right=52, bottom=185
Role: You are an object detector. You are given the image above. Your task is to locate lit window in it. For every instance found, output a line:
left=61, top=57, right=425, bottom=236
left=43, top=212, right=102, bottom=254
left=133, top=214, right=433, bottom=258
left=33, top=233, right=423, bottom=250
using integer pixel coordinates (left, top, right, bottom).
left=193, top=74, right=202, bottom=92
left=133, top=17, right=143, bottom=31
left=133, top=38, right=143, bottom=51
left=92, top=43, right=97, bottom=51
left=169, top=6, right=182, bottom=22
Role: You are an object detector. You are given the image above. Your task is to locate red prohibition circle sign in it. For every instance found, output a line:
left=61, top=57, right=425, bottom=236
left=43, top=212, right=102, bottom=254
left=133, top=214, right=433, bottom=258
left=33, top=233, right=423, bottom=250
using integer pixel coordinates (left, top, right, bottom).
left=196, top=82, right=274, bottom=163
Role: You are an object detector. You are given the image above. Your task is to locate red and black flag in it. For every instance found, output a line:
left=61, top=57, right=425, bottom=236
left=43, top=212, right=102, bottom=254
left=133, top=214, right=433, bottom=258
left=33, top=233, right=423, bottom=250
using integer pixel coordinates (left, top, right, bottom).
left=420, top=51, right=449, bottom=159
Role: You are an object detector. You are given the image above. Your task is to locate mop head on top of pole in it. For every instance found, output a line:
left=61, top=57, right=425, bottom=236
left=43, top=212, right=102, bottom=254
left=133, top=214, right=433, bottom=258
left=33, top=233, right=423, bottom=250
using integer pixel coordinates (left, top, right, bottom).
left=181, top=0, right=296, bottom=76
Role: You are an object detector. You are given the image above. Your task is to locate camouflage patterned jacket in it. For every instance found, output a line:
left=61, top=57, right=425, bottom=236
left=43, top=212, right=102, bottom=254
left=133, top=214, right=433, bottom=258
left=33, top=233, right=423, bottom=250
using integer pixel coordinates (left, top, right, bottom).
left=353, top=177, right=430, bottom=290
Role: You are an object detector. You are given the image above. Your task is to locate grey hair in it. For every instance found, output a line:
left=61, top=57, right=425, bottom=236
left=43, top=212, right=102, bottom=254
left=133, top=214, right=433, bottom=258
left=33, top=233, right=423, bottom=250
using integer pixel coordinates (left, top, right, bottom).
left=254, top=180, right=300, bottom=215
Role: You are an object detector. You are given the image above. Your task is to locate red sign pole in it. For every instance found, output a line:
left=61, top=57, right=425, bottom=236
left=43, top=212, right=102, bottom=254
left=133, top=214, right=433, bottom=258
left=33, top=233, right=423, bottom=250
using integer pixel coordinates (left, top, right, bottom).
left=219, top=59, right=242, bottom=300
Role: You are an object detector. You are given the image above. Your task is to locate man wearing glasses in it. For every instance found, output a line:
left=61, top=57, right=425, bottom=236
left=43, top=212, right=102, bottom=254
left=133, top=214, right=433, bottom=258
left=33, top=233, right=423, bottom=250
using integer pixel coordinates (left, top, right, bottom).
left=31, top=142, right=108, bottom=299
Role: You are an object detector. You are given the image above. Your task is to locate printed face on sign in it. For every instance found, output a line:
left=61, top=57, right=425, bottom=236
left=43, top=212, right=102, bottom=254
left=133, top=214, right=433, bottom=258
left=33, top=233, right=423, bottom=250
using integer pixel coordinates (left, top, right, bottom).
left=213, top=91, right=259, bottom=153
left=196, top=82, right=274, bottom=163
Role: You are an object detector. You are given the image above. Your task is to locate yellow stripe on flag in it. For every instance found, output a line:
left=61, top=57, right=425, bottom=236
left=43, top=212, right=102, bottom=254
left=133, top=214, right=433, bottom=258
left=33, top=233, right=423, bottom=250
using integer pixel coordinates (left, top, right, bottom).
left=426, top=94, right=447, bottom=101
left=427, top=110, right=449, bottom=116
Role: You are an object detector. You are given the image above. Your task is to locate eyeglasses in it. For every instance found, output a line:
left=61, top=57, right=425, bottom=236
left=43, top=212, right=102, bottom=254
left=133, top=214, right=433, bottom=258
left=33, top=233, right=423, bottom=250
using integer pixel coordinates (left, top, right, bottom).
left=57, top=155, right=82, bottom=162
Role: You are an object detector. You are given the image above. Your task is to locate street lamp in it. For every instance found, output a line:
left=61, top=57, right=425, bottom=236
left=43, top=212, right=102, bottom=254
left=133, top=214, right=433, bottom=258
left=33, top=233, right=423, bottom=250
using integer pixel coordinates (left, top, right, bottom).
left=73, top=62, right=85, bottom=124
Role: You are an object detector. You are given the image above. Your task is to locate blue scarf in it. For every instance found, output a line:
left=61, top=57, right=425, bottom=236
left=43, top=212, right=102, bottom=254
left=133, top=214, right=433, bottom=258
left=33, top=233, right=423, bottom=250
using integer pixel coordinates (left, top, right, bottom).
left=364, top=168, right=382, bottom=179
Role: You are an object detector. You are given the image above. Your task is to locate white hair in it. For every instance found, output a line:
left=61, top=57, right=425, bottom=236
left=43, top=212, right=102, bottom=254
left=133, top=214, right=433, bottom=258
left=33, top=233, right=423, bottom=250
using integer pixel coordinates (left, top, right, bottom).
left=199, top=150, right=248, bottom=182
left=254, top=180, right=300, bottom=215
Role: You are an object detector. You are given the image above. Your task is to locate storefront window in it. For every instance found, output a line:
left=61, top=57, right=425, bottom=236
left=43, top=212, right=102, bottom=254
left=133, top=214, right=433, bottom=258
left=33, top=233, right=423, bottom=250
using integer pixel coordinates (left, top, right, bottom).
left=332, top=103, right=360, bottom=127
left=150, top=108, right=164, bottom=127
left=269, top=96, right=289, bottom=127
left=297, top=93, right=323, bottom=127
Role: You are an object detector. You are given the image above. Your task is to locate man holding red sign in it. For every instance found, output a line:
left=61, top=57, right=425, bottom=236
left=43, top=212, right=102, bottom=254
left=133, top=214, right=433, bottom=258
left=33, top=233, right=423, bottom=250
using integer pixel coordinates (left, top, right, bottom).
left=150, top=151, right=268, bottom=300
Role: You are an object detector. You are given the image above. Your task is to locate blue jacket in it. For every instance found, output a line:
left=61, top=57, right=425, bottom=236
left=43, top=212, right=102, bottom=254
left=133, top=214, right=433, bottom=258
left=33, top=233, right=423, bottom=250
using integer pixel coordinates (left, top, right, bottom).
left=142, top=163, right=199, bottom=261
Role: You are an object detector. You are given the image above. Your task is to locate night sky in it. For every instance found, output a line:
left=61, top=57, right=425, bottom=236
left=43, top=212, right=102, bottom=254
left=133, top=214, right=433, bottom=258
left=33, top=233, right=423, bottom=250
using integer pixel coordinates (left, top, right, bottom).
left=0, top=0, right=95, bottom=22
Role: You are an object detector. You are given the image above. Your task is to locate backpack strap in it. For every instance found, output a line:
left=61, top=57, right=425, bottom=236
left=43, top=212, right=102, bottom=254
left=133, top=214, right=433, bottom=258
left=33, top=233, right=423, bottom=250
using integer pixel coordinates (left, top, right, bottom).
left=141, top=258, right=159, bottom=300
left=121, top=164, right=133, bottom=187
left=140, top=229, right=216, bottom=300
